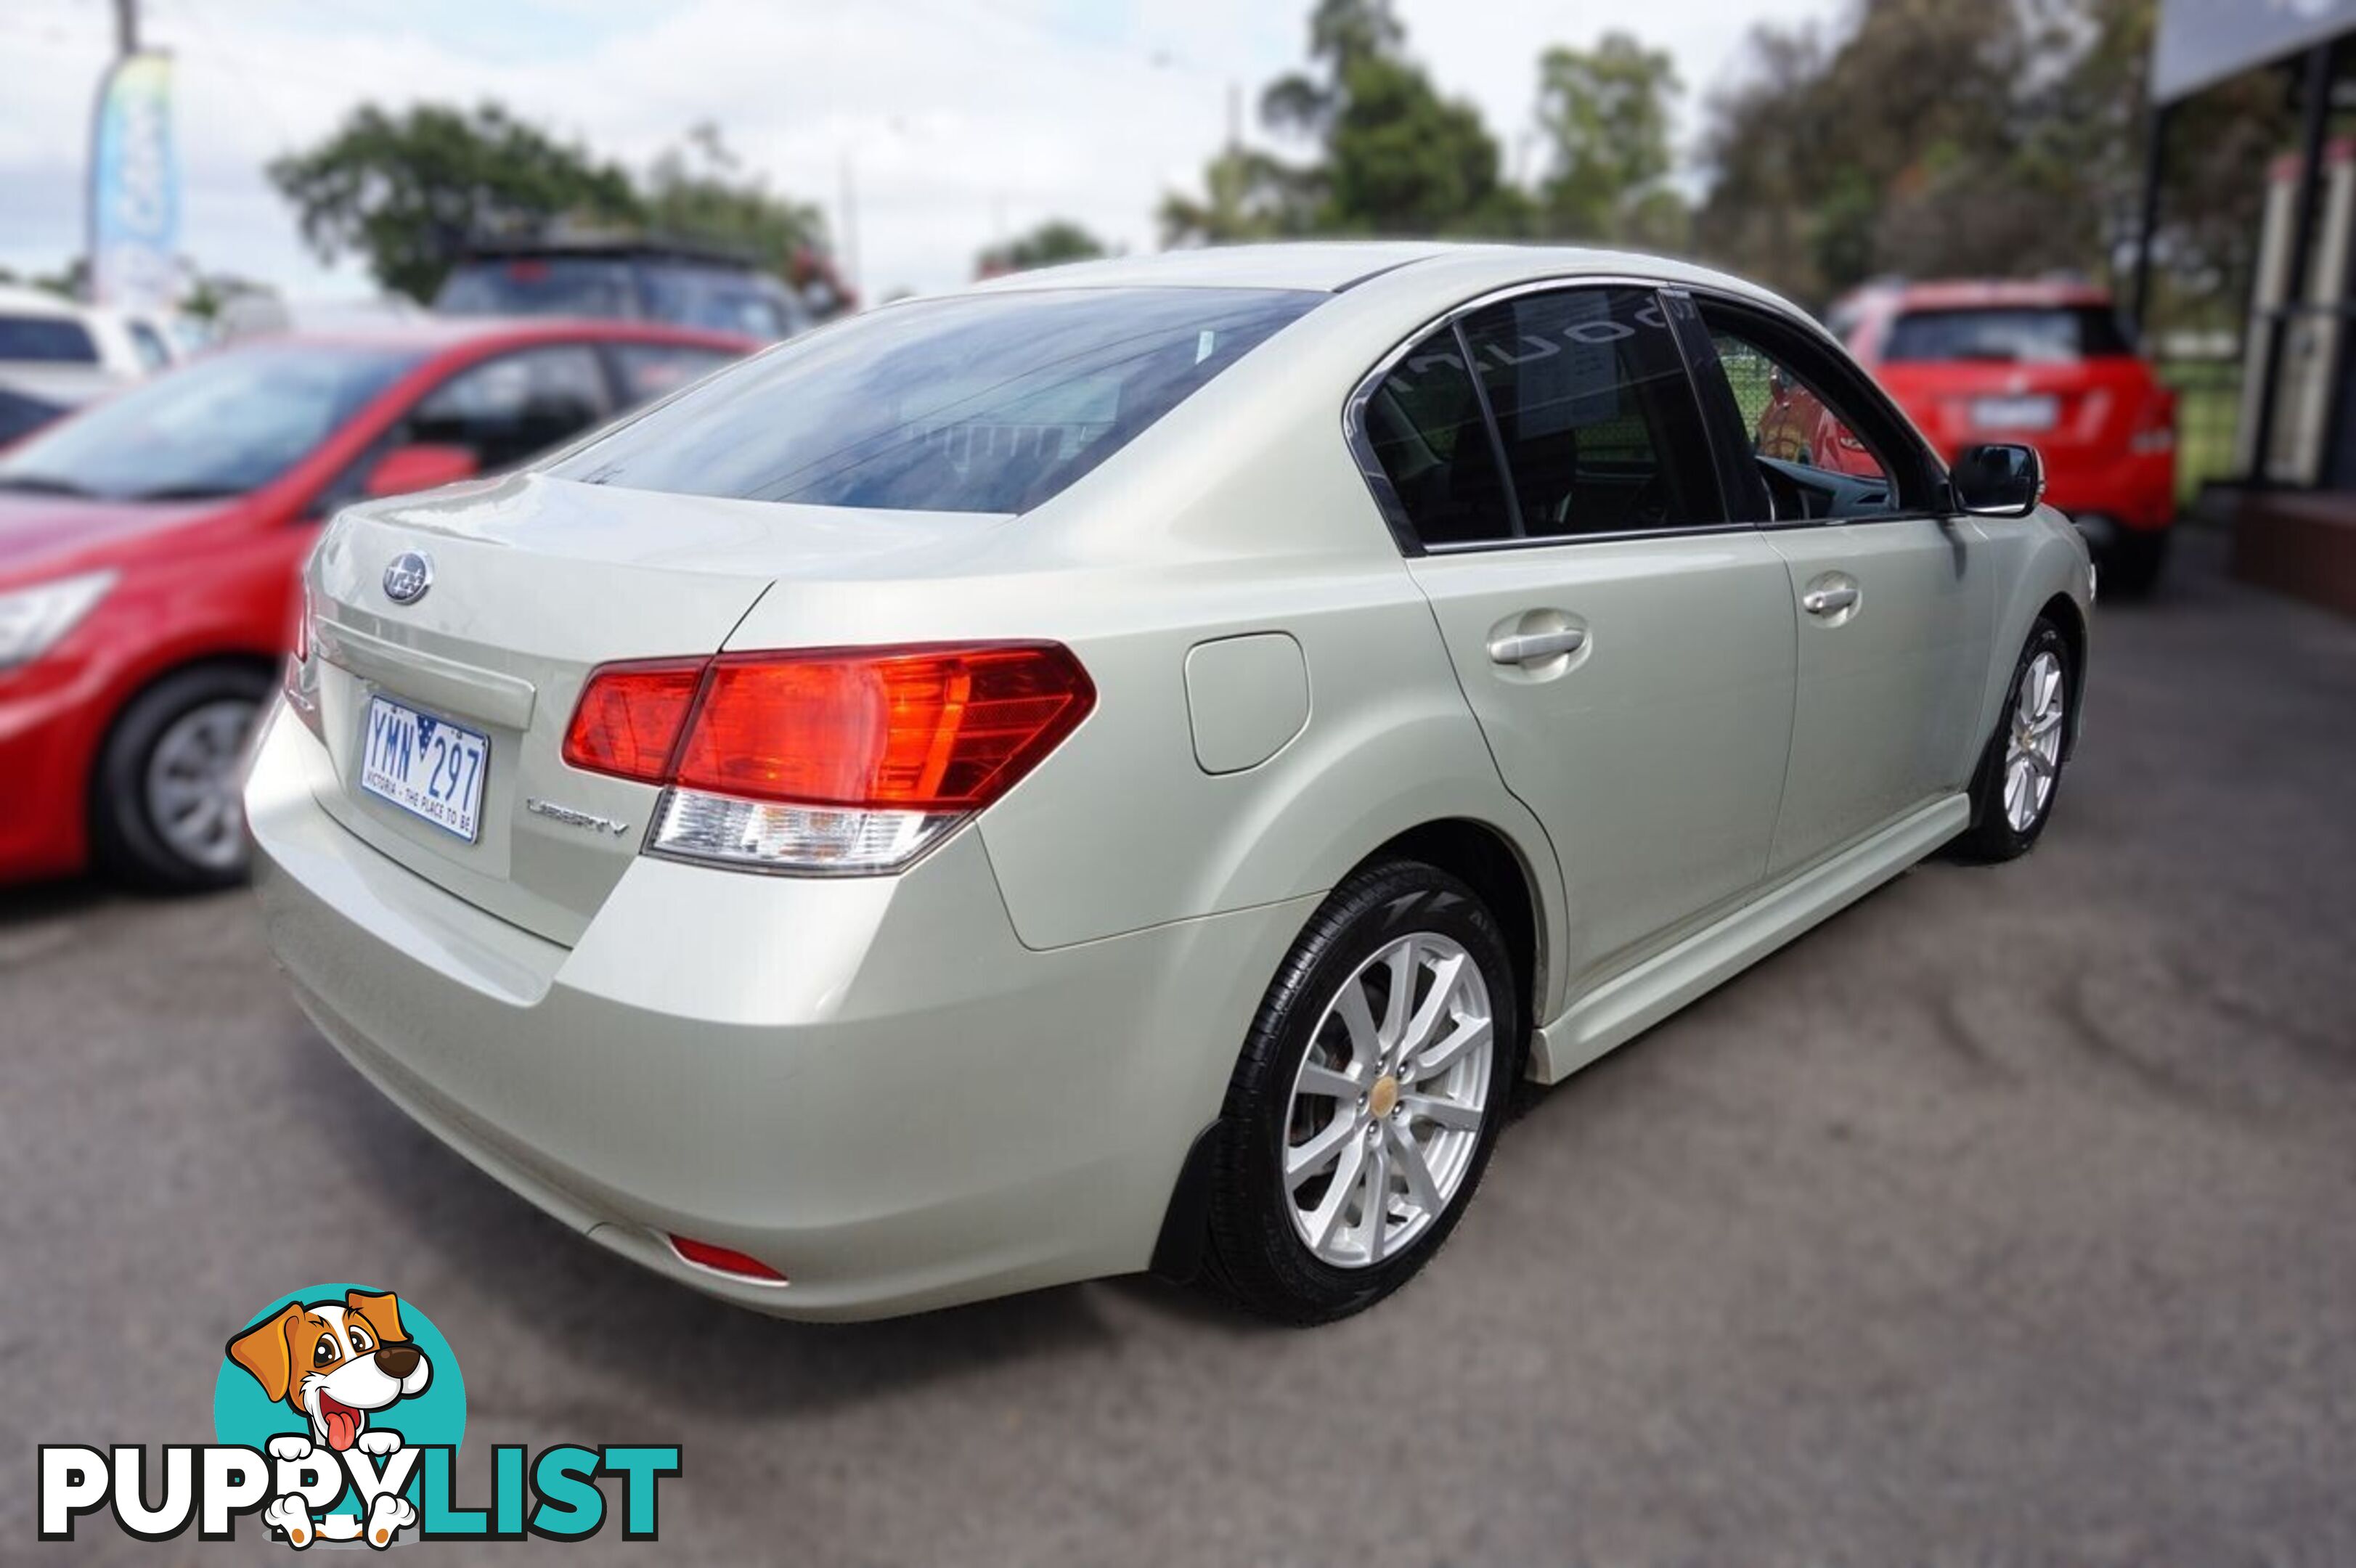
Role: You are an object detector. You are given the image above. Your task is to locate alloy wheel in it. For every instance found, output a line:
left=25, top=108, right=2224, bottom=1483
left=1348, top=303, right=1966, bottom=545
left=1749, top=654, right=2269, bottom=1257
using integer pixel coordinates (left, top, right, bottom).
left=143, top=698, right=256, bottom=872
left=2002, top=649, right=2066, bottom=834
left=1281, top=932, right=1494, bottom=1269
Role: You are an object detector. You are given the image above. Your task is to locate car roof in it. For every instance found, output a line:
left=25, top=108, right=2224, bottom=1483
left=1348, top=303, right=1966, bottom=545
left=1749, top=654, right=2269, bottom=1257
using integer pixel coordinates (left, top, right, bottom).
left=963, top=241, right=1801, bottom=310
left=1867, top=278, right=2116, bottom=311
left=241, top=316, right=756, bottom=355
left=0, top=283, right=88, bottom=320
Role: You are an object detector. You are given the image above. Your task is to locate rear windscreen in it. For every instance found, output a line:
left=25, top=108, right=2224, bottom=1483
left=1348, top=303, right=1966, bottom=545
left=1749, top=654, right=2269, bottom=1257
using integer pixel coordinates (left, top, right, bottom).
left=1884, top=306, right=2137, bottom=364
left=436, top=258, right=637, bottom=319
left=546, top=286, right=1323, bottom=513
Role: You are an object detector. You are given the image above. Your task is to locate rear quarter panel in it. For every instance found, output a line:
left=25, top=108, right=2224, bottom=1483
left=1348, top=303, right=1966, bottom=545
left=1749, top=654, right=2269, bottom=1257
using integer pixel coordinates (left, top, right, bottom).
left=714, top=280, right=1571, bottom=1009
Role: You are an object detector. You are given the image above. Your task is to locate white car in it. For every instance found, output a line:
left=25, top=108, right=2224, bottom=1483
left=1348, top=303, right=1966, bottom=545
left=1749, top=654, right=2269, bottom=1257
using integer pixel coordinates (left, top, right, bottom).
left=0, top=283, right=180, bottom=408
left=248, top=243, right=2092, bottom=1323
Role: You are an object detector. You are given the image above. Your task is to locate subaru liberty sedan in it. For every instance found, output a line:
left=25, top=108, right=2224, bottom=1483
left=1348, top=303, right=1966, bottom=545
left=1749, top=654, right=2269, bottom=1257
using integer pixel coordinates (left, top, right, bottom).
left=248, top=244, right=2092, bottom=1323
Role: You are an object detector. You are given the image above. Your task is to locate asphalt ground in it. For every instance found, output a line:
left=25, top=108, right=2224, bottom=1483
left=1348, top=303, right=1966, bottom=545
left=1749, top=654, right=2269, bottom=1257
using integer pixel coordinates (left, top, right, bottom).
left=5, top=531, right=2353, bottom=1565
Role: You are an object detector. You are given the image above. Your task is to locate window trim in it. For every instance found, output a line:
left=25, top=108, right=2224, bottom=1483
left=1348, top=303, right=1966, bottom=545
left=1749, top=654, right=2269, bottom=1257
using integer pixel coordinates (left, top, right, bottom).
left=1342, top=273, right=1956, bottom=555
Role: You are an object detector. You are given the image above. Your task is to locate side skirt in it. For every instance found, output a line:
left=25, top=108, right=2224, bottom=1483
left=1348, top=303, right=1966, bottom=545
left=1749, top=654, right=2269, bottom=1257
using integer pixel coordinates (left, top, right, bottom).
left=1527, top=793, right=1970, bottom=1085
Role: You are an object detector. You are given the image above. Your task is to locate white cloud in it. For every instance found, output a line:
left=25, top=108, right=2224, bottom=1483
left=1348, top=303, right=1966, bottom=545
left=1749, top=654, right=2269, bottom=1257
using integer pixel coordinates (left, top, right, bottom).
left=0, top=0, right=1842, bottom=301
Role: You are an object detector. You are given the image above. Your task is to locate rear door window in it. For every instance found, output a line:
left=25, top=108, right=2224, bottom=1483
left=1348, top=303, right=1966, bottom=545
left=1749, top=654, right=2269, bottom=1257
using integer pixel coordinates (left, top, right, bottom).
left=1459, top=287, right=1721, bottom=538
left=548, top=287, right=1321, bottom=513
left=1357, top=285, right=1722, bottom=547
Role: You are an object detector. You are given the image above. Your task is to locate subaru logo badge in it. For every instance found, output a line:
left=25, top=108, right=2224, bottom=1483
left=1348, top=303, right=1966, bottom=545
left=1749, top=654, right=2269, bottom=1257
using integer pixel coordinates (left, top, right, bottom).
left=383, top=550, right=433, bottom=605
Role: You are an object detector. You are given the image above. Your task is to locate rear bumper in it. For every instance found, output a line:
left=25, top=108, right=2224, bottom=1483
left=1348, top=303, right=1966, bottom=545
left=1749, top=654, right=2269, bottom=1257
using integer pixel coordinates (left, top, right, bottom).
left=2033, top=449, right=2176, bottom=534
left=245, top=703, right=1311, bottom=1320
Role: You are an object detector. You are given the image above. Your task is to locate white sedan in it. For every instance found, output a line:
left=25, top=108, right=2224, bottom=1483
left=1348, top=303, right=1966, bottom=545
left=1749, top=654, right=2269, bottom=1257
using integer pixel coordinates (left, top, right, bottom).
left=248, top=242, right=2092, bottom=1323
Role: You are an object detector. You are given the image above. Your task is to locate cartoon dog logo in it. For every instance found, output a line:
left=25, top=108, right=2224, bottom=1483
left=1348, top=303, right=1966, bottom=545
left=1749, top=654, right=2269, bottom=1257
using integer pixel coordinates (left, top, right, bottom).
left=227, top=1289, right=431, bottom=1548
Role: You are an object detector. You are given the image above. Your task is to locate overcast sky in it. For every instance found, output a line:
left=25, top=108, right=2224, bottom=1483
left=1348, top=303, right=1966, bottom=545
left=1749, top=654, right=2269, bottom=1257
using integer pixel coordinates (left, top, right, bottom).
left=0, top=0, right=1847, bottom=301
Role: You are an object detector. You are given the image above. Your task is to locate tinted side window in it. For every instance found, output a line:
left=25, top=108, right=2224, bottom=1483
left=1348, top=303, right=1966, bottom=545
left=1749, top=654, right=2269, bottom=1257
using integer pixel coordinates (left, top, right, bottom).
left=1359, top=327, right=1511, bottom=547
left=127, top=321, right=171, bottom=372
left=0, top=315, right=98, bottom=363
left=407, top=346, right=614, bottom=472
left=1459, top=287, right=1721, bottom=537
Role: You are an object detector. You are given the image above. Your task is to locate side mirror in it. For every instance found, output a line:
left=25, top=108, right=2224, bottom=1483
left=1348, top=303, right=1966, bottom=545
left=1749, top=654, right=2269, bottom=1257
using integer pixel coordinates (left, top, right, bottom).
left=363, top=443, right=479, bottom=498
left=1766, top=364, right=1788, bottom=397
left=1951, top=442, right=2043, bottom=518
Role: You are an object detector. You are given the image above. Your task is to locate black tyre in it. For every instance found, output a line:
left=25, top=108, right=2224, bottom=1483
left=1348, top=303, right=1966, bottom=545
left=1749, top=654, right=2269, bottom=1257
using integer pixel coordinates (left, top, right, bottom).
left=1950, top=618, right=2073, bottom=864
left=2100, top=527, right=2169, bottom=597
left=90, top=663, right=271, bottom=891
left=1202, top=859, right=1523, bottom=1324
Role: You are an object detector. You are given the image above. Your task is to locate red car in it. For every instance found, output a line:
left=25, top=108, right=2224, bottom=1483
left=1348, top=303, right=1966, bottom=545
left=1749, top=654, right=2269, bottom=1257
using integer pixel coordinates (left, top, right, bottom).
left=1828, top=279, right=2177, bottom=592
left=0, top=317, right=749, bottom=889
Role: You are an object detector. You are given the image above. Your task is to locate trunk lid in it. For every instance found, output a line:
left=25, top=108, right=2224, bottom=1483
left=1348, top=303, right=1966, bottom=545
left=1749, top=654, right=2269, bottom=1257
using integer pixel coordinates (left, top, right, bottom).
left=1879, top=356, right=2163, bottom=463
left=304, top=472, right=987, bottom=944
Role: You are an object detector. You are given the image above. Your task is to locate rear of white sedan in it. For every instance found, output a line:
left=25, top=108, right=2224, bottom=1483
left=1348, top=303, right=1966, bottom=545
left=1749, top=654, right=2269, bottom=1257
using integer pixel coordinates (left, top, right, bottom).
left=249, top=243, right=2088, bottom=1323
left=248, top=258, right=1504, bottom=1320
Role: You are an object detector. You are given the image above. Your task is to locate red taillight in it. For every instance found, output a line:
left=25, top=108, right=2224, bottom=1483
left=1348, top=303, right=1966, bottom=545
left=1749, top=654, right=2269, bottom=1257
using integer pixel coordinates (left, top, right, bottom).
left=674, top=644, right=1093, bottom=809
left=562, top=658, right=705, bottom=782
left=667, top=1234, right=786, bottom=1284
left=561, top=642, right=1095, bottom=873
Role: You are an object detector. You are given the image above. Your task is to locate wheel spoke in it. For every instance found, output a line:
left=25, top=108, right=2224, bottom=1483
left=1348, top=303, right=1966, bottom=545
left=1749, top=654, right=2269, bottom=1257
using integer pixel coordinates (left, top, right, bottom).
left=1400, top=1092, right=1482, bottom=1130
left=1409, top=1013, right=1491, bottom=1081
left=1387, top=1122, right=1445, bottom=1214
left=1286, top=1114, right=1358, bottom=1190
left=1295, top=1061, right=1359, bottom=1100
left=1395, top=952, right=1464, bottom=1064
left=1333, top=979, right=1382, bottom=1071
left=1358, top=1139, right=1392, bottom=1264
left=1301, top=1136, right=1365, bottom=1249
left=1379, top=938, right=1417, bottom=1048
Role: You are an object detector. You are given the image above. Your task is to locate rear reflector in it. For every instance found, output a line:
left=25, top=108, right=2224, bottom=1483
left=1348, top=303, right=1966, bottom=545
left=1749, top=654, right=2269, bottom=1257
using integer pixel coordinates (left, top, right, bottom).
left=563, top=642, right=1094, bottom=874
left=561, top=658, right=704, bottom=783
left=667, top=1234, right=787, bottom=1284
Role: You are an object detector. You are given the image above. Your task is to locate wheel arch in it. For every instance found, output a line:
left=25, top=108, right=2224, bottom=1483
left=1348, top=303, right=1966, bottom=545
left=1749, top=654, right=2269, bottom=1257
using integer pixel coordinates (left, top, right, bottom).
left=1353, top=818, right=1546, bottom=1055
left=85, top=650, right=280, bottom=874
left=2037, top=590, right=2088, bottom=760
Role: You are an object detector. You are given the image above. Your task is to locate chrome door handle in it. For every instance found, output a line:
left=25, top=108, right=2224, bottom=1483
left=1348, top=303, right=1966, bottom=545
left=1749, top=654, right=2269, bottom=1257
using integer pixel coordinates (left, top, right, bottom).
left=1802, top=586, right=1859, bottom=616
left=1487, top=627, right=1586, bottom=664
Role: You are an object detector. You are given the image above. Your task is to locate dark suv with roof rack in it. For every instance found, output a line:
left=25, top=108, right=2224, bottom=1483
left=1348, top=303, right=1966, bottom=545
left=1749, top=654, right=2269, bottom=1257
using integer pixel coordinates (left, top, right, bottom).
left=435, top=238, right=832, bottom=343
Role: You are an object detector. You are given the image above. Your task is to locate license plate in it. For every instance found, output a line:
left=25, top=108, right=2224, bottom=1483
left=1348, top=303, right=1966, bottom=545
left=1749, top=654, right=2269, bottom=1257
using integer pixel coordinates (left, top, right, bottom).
left=1971, top=394, right=2057, bottom=431
left=359, top=695, right=489, bottom=842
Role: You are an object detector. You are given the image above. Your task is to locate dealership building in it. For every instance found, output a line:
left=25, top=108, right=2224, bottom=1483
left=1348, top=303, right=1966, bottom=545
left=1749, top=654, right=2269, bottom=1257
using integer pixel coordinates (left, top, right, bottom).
left=2146, top=0, right=2356, bottom=612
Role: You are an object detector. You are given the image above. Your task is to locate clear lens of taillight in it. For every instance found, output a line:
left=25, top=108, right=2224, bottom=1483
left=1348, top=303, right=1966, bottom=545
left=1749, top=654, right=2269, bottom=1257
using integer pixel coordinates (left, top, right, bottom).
left=563, top=642, right=1094, bottom=875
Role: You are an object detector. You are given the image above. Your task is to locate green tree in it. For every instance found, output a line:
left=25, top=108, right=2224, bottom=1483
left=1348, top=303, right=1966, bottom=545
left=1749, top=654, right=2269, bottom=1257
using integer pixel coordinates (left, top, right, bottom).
left=1158, top=147, right=1320, bottom=245
left=1163, top=0, right=1518, bottom=241
left=641, top=123, right=827, bottom=271
left=1532, top=33, right=1684, bottom=245
left=977, top=219, right=1109, bottom=276
left=268, top=102, right=643, bottom=301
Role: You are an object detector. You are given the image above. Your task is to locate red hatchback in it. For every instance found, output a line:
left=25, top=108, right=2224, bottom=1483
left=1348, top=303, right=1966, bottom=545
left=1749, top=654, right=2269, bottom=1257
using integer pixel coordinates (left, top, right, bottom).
left=0, top=318, right=749, bottom=889
left=1830, top=279, right=2177, bottom=591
